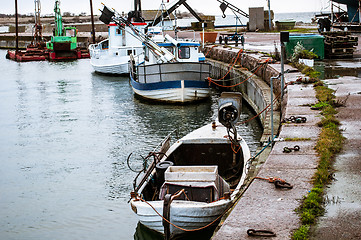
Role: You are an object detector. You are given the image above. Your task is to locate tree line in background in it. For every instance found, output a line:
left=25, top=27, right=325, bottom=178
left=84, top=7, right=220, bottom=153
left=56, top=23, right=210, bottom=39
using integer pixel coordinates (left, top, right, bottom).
left=0, top=12, right=88, bottom=18
left=0, top=10, right=197, bottom=19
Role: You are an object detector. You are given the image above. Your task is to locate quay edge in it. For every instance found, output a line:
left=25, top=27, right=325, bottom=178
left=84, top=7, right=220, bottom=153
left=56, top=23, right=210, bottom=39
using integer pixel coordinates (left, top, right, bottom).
left=204, top=44, right=321, bottom=239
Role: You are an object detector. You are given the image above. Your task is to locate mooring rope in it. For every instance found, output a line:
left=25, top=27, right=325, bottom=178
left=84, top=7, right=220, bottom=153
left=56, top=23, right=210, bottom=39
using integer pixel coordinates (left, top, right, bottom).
left=207, top=58, right=271, bottom=88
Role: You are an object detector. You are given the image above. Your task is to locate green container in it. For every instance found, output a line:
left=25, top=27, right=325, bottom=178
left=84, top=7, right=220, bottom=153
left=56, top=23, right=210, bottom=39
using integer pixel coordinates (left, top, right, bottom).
left=285, top=34, right=325, bottom=60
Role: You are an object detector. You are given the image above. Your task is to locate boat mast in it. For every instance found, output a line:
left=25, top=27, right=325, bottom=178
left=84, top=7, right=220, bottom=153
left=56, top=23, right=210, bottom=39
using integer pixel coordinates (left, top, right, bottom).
left=15, top=0, right=19, bottom=53
left=331, top=0, right=334, bottom=26
left=99, top=5, right=177, bottom=63
left=89, top=0, right=96, bottom=43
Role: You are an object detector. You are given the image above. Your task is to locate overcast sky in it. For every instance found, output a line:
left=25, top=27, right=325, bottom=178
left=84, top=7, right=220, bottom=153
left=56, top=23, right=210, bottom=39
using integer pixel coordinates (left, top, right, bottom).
left=2, top=0, right=332, bottom=15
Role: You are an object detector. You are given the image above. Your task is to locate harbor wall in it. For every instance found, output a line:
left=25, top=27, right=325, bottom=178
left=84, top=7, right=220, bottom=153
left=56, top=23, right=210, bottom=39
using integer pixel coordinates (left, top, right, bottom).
left=205, top=46, right=281, bottom=142
left=205, top=44, right=323, bottom=240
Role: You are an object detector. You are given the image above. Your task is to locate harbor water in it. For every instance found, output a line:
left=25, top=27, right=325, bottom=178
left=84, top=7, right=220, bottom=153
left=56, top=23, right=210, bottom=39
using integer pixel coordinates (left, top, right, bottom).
left=0, top=49, right=262, bottom=240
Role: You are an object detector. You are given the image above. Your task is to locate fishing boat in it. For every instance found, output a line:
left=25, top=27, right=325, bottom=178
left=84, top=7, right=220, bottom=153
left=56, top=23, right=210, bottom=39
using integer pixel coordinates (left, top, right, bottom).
left=130, top=29, right=211, bottom=103
left=98, top=4, right=210, bottom=103
left=88, top=23, right=145, bottom=75
left=128, top=93, right=250, bottom=239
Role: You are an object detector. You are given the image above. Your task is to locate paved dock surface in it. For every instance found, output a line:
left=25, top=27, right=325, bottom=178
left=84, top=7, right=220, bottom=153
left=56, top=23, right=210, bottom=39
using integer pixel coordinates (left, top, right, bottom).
left=213, top=67, right=321, bottom=239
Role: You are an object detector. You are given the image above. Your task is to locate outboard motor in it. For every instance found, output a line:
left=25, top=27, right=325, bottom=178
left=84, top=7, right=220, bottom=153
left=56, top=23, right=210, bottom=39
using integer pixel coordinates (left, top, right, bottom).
left=218, top=92, right=242, bottom=128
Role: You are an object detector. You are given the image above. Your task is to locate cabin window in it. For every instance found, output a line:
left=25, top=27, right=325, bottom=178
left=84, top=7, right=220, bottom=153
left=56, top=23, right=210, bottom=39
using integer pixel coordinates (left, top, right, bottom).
left=127, top=49, right=136, bottom=55
left=101, top=41, right=109, bottom=50
left=178, top=46, right=190, bottom=59
left=116, top=28, right=122, bottom=35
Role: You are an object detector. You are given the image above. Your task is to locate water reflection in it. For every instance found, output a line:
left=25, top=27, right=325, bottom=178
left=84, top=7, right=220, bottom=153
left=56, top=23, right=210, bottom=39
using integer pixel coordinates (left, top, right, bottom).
left=134, top=222, right=217, bottom=240
left=315, top=58, right=361, bottom=79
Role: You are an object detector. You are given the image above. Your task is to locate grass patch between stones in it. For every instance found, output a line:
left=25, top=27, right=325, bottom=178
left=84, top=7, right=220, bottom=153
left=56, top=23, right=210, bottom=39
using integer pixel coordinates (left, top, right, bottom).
left=292, top=81, right=344, bottom=240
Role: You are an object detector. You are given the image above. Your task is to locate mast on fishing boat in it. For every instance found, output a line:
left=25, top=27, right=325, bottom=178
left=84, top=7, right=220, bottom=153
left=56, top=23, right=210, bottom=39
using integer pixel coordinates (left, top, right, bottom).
left=89, top=0, right=96, bottom=43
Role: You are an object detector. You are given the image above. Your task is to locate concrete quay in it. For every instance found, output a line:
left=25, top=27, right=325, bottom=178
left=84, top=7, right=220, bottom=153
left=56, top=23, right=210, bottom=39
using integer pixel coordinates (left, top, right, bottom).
left=204, top=33, right=361, bottom=239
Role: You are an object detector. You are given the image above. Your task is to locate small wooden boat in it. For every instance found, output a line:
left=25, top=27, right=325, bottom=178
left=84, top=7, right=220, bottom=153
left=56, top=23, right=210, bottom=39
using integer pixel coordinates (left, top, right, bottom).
left=129, top=93, right=250, bottom=239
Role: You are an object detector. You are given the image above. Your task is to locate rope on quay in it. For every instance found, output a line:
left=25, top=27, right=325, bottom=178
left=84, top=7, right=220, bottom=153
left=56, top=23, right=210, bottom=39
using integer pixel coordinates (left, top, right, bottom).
left=207, top=57, right=272, bottom=88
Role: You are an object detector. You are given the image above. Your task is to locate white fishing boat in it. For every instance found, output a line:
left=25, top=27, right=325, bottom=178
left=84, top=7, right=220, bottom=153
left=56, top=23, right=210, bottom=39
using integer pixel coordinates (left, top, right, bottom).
left=128, top=93, right=251, bottom=238
left=88, top=23, right=145, bottom=75
left=98, top=4, right=210, bottom=103
left=130, top=30, right=211, bottom=103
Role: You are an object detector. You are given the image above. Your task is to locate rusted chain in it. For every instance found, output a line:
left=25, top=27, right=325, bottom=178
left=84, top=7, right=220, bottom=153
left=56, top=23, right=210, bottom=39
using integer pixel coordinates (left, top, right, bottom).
left=282, top=116, right=307, bottom=123
left=254, top=177, right=293, bottom=189
left=283, top=145, right=300, bottom=153
left=247, top=229, right=277, bottom=237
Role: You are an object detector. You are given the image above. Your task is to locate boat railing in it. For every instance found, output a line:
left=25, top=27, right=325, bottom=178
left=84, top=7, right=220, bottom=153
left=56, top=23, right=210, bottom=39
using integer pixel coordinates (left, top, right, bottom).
left=136, top=62, right=211, bottom=84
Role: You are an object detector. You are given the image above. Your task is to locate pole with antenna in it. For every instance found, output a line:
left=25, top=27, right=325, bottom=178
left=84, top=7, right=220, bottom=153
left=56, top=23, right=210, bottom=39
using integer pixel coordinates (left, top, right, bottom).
left=267, top=0, right=272, bottom=31
left=15, top=0, right=19, bottom=53
left=90, top=0, right=96, bottom=43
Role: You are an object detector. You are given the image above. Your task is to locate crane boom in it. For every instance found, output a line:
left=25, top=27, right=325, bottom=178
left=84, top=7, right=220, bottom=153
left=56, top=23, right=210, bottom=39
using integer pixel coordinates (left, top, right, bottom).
left=217, top=0, right=249, bottom=18
left=54, top=0, right=63, bottom=36
left=148, top=0, right=202, bottom=28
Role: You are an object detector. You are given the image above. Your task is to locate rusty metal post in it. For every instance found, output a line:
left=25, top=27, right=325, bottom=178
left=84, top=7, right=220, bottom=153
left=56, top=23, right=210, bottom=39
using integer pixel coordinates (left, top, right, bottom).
left=15, top=0, right=19, bottom=53
left=163, top=194, right=172, bottom=240
left=89, top=0, right=96, bottom=43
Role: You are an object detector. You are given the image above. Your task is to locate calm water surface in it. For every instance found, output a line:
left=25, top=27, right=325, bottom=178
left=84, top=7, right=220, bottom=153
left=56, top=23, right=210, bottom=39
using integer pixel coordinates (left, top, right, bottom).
left=0, top=49, right=262, bottom=240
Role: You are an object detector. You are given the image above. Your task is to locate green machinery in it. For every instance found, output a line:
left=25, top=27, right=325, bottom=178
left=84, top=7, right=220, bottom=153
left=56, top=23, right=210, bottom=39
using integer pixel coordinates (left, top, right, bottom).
left=46, top=0, right=77, bottom=51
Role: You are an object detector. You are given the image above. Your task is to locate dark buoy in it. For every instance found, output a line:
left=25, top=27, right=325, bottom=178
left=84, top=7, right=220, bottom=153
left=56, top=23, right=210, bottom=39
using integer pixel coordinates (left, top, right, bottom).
left=155, top=161, right=173, bottom=188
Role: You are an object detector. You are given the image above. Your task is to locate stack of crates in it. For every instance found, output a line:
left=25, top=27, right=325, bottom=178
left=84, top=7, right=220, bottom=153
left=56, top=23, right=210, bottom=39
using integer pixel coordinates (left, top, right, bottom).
left=322, top=31, right=358, bottom=58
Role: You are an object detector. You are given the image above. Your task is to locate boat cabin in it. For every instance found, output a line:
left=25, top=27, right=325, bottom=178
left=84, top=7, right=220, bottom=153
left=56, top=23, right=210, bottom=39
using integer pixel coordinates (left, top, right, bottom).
left=140, top=139, right=245, bottom=202
left=159, top=166, right=230, bottom=203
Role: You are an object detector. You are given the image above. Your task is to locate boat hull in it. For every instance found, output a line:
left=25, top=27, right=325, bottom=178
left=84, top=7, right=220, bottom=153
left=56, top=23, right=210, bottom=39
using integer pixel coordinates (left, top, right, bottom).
left=131, top=78, right=210, bottom=103
left=130, top=199, right=231, bottom=236
left=91, top=60, right=129, bottom=75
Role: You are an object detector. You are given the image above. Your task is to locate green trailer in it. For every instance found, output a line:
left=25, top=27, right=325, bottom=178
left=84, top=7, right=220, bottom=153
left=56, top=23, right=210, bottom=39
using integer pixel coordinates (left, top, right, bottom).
left=285, top=34, right=325, bottom=60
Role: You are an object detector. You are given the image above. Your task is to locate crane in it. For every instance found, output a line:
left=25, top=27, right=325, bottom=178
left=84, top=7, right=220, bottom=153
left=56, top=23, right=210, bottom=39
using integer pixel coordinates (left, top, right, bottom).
left=46, top=0, right=79, bottom=59
left=54, top=0, right=64, bottom=36
left=32, top=0, right=43, bottom=47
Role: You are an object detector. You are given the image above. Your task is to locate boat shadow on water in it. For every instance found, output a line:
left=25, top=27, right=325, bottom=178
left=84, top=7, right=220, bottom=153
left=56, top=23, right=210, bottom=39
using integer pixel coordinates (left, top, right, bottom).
left=134, top=222, right=217, bottom=240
